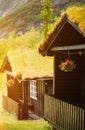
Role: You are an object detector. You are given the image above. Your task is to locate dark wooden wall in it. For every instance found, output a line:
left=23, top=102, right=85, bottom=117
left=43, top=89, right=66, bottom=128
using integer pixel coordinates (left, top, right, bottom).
left=19, top=80, right=29, bottom=119
left=54, top=51, right=82, bottom=105
left=80, top=53, right=85, bottom=103
left=45, top=79, right=53, bottom=95
left=5, top=57, right=22, bottom=102
left=7, top=78, right=21, bottom=102
left=29, top=80, right=44, bottom=117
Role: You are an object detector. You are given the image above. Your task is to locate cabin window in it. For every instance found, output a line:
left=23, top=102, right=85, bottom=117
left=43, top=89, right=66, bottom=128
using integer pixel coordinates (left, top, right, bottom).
left=30, top=80, right=37, bottom=100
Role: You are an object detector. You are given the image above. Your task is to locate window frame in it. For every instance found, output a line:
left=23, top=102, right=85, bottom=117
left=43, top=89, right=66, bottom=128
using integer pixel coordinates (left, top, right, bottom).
left=30, top=80, right=37, bottom=100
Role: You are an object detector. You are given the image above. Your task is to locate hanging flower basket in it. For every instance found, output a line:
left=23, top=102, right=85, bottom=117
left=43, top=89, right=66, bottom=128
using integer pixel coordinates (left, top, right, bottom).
left=6, top=79, right=15, bottom=87
left=58, top=59, right=76, bottom=72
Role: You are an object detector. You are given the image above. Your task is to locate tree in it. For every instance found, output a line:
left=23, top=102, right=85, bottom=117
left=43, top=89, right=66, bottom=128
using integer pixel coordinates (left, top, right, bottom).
left=40, top=0, right=53, bottom=37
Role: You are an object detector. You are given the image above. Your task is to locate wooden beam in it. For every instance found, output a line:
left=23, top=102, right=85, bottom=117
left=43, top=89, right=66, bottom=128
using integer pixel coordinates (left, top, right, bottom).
left=51, top=44, right=85, bottom=51
left=4, top=70, right=14, bottom=76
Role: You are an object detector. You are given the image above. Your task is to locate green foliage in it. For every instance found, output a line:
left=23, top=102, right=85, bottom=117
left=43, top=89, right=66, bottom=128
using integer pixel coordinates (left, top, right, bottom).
left=41, top=0, right=53, bottom=22
left=0, top=27, right=42, bottom=53
left=0, top=27, right=53, bottom=77
left=66, top=0, right=85, bottom=8
left=40, top=0, right=53, bottom=37
left=0, top=119, right=51, bottom=130
left=0, top=27, right=43, bottom=73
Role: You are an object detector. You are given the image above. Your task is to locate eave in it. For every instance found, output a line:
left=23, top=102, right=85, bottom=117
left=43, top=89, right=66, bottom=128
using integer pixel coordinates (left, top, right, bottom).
left=51, top=44, right=85, bottom=51
left=4, top=70, right=14, bottom=76
left=39, top=14, right=85, bottom=56
left=0, top=55, right=12, bottom=73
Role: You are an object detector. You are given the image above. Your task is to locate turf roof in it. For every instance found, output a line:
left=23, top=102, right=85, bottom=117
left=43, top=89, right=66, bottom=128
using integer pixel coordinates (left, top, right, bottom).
left=38, top=6, right=85, bottom=55
left=6, top=48, right=53, bottom=79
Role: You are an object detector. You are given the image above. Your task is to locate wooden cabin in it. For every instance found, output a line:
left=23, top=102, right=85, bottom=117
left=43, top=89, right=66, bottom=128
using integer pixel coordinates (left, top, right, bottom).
left=19, top=77, right=53, bottom=120
left=39, top=6, right=85, bottom=130
left=0, top=50, right=53, bottom=120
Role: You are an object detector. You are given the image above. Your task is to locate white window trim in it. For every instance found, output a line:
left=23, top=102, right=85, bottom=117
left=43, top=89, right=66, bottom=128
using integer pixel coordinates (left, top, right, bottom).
left=30, top=80, right=37, bottom=100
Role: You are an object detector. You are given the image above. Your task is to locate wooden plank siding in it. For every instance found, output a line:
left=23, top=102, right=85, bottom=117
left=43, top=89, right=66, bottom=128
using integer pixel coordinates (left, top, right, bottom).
left=29, top=80, right=45, bottom=117
left=44, top=94, right=85, bottom=130
left=2, top=95, right=19, bottom=118
left=28, top=79, right=53, bottom=118
left=7, top=78, right=22, bottom=102
left=54, top=53, right=81, bottom=102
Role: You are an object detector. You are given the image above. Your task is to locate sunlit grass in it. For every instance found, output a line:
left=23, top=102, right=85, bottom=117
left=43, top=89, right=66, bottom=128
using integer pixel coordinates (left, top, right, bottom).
left=0, top=119, right=51, bottom=130
left=7, top=48, right=53, bottom=78
left=0, top=106, right=51, bottom=130
left=0, top=88, right=51, bottom=130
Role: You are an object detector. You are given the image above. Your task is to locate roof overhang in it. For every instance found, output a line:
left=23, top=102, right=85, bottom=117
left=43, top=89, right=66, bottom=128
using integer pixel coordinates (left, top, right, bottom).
left=51, top=44, right=85, bottom=51
left=0, top=55, right=12, bottom=73
left=39, top=16, right=85, bottom=56
left=4, top=70, right=14, bottom=76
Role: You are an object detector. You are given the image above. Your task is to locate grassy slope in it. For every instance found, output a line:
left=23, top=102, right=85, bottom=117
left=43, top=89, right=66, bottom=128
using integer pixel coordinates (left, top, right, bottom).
left=8, top=49, right=53, bottom=78
left=0, top=108, right=51, bottom=130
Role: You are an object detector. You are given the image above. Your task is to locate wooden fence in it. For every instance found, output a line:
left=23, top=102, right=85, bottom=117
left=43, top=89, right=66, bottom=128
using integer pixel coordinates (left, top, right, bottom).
left=2, top=95, right=19, bottom=118
left=44, top=94, right=85, bottom=130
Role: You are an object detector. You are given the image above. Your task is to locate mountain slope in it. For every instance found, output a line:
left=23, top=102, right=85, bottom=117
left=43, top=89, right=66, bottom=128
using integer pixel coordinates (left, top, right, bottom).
left=0, top=0, right=28, bottom=16
left=0, top=0, right=84, bottom=37
left=0, top=0, right=42, bottom=37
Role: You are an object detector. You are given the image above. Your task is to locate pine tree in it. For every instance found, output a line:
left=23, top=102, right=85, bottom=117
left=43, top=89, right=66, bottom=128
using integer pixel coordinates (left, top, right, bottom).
left=40, top=0, right=53, bottom=37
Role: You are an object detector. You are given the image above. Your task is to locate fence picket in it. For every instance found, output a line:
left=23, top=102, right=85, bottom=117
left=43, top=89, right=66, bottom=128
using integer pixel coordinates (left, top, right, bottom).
left=44, top=94, right=85, bottom=130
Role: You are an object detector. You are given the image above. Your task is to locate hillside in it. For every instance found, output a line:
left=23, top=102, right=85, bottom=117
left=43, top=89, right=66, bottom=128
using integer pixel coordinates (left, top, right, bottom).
left=0, top=0, right=84, bottom=38
left=0, top=0, right=28, bottom=17
left=0, top=0, right=42, bottom=37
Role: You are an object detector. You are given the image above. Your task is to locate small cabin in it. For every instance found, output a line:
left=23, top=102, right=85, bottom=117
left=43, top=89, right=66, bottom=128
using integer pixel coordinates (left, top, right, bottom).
left=39, top=6, right=85, bottom=130
left=19, top=77, right=53, bottom=120
left=0, top=50, right=53, bottom=120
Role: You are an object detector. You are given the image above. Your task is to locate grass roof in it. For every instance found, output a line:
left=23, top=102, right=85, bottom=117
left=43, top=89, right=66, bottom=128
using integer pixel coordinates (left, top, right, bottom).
left=7, top=48, right=53, bottom=79
left=38, top=5, right=85, bottom=55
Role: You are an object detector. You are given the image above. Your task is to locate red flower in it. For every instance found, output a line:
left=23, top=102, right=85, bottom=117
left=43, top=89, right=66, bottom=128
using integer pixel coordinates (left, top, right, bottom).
left=58, top=59, right=76, bottom=72
left=65, top=59, right=70, bottom=66
left=58, top=65, right=61, bottom=68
